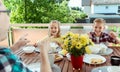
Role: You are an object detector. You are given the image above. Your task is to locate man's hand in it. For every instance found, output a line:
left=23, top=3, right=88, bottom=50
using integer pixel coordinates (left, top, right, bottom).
left=11, top=34, right=30, bottom=51
left=37, top=39, right=51, bottom=53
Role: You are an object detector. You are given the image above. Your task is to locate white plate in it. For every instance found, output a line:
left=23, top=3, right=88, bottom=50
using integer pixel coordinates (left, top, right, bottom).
left=83, top=54, right=106, bottom=64
left=27, top=62, right=40, bottom=72
left=107, top=66, right=120, bottom=72
left=22, top=45, right=35, bottom=53
left=27, top=62, right=61, bottom=72
left=92, top=66, right=120, bottom=72
left=91, top=66, right=108, bottom=72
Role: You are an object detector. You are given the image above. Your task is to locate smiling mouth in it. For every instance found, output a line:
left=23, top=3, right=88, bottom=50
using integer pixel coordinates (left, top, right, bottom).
left=52, top=31, right=57, bottom=33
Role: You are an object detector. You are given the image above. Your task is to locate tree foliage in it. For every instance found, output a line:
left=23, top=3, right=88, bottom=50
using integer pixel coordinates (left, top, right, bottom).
left=4, top=0, right=87, bottom=23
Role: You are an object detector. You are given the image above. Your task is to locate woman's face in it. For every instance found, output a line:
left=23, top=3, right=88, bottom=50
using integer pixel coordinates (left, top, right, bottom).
left=0, top=1, right=10, bottom=41
left=50, top=23, right=59, bottom=37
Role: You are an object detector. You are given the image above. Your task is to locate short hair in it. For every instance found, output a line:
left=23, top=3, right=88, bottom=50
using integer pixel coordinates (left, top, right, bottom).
left=93, top=18, right=106, bottom=24
left=48, top=20, right=61, bottom=37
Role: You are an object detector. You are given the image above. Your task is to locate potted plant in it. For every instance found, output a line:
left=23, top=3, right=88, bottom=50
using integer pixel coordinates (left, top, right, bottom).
left=62, top=32, right=94, bottom=69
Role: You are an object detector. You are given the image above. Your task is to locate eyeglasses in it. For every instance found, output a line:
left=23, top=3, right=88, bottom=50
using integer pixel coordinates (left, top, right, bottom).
left=0, top=10, right=10, bottom=15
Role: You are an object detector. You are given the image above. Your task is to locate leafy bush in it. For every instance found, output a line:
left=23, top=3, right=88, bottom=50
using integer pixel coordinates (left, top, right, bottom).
left=4, top=0, right=87, bottom=23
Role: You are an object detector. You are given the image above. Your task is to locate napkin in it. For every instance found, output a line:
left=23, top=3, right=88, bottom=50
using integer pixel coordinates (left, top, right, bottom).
left=99, top=43, right=108, bottom=54
left=49, top=42, right=59, bottom=53
left=89, top=44, right=108, bottom=54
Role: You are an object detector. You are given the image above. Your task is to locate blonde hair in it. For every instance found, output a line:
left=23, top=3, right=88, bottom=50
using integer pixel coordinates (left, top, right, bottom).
left=93, top=18, right=106, bottom=25
left=48, top=20, right=61, bottom=37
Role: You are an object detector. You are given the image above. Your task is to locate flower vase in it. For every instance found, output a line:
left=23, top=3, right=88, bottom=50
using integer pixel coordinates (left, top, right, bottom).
left=70, top=55, right=83, bottom=70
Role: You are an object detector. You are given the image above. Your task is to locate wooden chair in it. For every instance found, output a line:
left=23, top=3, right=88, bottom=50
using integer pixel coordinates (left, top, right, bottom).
left=60, top=26, right=70, bottom=35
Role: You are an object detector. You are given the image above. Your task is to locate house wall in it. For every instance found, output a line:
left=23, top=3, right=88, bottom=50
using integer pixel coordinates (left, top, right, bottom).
left=91, top=4, right=120, bottom=14
left=83, top=6, right=91, bottom=14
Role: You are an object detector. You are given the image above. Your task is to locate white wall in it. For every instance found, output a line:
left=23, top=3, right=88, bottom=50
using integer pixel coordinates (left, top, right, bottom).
left=83, top=6, right=91, bottom=14
left=91, top=4, right=120, bottom=14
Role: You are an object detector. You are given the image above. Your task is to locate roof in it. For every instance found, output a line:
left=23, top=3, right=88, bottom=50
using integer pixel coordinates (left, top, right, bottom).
left=82, top=0, right=91, bottom=6
left=92, top=0, right=120, bottom=4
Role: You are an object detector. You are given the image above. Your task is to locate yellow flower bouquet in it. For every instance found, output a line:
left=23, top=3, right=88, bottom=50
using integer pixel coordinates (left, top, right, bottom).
left=62, top=32, right=94, bottom=57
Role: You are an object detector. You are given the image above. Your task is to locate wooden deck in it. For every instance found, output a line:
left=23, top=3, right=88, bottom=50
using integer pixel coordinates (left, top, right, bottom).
left=14, top=47, right=120, bottom=72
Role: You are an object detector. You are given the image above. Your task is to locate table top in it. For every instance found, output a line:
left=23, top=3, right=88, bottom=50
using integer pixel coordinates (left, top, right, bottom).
left=14, top=47, right=120, bottom=72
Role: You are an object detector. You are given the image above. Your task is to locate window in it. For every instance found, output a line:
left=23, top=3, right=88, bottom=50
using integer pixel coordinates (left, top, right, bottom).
left=105, top=6, right=108, bottom=9
left=118, top=6, right=120, bottom=13
left=118, top=6, right=120, bottom=9
left=118, top=10, right=120, bottom=13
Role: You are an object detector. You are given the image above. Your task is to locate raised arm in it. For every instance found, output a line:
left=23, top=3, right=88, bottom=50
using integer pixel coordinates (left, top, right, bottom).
left=37, top=40, right=52, bottom=72
left=11, top=34, right=30, bottom=51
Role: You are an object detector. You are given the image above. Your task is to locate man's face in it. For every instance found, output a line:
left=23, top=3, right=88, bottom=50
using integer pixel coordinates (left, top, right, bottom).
left=0, top=1, right=10, bottom=41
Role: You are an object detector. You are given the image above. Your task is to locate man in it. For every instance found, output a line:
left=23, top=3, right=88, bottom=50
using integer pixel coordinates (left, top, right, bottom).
left=0, top=0, right=52, bottom=72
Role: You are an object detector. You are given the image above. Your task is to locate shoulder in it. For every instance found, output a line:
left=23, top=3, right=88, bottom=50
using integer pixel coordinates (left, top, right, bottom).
left=0, top=47, right=11, bottom=53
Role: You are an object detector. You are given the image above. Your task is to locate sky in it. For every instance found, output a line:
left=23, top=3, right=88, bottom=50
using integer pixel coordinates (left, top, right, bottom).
left=68, top=0, right=82, bottom=8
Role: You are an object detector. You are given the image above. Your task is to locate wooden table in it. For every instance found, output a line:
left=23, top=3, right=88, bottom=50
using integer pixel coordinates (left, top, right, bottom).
left=14, top=47, right=120, bottom=72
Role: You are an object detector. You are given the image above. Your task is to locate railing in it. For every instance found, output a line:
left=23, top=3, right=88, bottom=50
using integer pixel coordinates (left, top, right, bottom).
left=1, top=23, right=120, bottom=47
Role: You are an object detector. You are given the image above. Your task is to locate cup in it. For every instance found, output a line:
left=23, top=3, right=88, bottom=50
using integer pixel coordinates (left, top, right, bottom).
left=48, top=54, right=55, bottom=67
left=49, top=42, right=58, bottom=53
left=110, top=56, right=120, bottom=66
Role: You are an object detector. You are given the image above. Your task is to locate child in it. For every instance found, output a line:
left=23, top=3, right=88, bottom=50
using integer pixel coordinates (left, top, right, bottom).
left=48, top=20, right=61, bottom=38
left=41, top=20, right=62, bottom=48
left=89, top=18, right=120, bottom=45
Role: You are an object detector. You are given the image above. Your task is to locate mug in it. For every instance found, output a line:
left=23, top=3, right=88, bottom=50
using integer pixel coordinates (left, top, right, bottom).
left=49, top=42, right=58, bottom=53
left=48, top=54, right=55, bottom=67
left=110, top=56, right=120, bottom=66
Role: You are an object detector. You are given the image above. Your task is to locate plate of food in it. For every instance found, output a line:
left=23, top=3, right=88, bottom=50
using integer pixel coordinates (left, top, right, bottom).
left=54, top=54, right=63, bottom=62
left=83, top=54, right=106, bottom=64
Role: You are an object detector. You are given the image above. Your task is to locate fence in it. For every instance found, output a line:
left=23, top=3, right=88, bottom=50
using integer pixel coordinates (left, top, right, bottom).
left=0, top=23, right=120, bottom=47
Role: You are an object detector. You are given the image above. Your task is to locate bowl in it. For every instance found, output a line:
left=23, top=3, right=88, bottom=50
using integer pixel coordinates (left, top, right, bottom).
left=22, top=46, right=35, bottom=53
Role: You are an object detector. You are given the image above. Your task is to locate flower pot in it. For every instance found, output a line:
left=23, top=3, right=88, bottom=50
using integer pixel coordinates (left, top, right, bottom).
left=70, top=55, right=83, bottom=69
